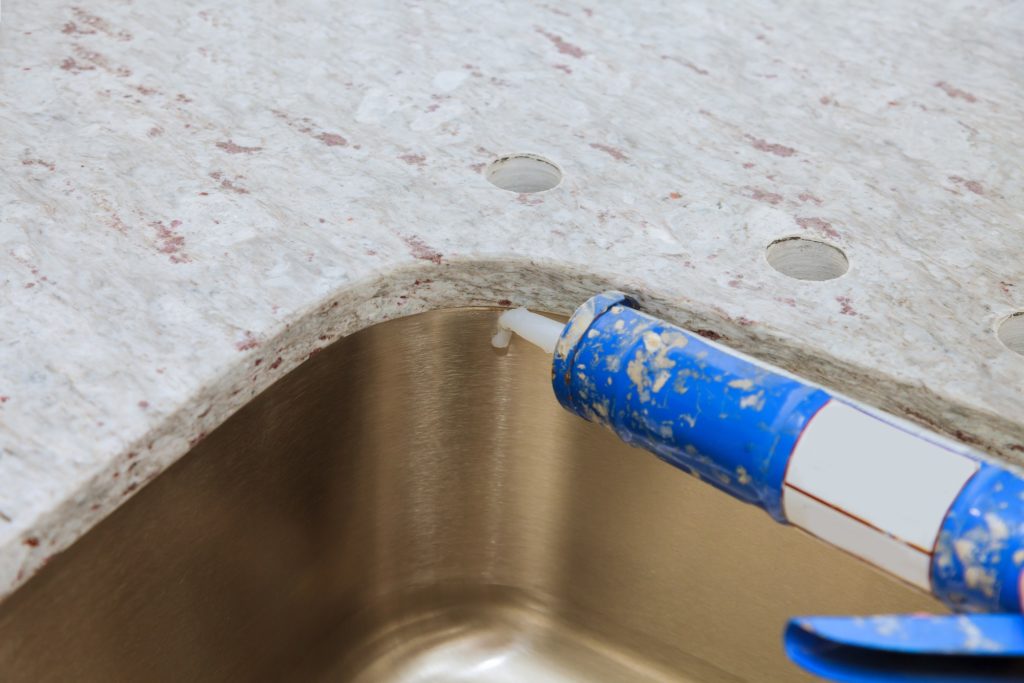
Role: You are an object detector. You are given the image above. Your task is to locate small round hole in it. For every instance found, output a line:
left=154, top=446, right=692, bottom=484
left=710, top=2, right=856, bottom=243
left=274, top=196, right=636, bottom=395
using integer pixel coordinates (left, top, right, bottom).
left=997, top=313, right=1024, bottom=356
left=485, top=153, right=562, bottom=193
left=766, top=237, right=849, bottom=281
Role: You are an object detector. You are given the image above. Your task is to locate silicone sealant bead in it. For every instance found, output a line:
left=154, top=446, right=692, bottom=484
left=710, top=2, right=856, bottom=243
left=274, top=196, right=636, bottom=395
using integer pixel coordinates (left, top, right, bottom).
left=551, top=291, right=829, bottom=522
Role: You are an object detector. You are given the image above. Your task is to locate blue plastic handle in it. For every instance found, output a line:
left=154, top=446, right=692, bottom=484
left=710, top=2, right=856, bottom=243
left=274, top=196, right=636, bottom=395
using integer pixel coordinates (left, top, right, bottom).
left=785, top=614, right=1024, bottom=681
left=549, top=292, right=1024, bottom=680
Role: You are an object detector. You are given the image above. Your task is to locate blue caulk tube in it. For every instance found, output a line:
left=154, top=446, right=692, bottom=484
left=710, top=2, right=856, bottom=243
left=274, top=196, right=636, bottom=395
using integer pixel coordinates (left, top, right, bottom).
left=493, top=292, right=1024, bottom=681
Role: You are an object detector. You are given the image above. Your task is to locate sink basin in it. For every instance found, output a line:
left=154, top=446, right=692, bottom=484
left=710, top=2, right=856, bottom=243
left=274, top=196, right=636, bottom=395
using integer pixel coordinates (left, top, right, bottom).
left=0, top=308, right=941, bottom=682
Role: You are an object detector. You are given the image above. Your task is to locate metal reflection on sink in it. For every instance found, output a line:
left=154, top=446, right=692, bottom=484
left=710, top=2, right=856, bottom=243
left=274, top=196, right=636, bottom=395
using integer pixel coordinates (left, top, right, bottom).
left=0, top=309, right=941, bottom=682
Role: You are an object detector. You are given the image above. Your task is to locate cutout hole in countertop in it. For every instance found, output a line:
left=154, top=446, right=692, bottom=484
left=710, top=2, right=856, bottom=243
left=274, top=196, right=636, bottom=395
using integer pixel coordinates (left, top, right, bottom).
left=766, top=237, right=849, bottom=281
left=485, top=154, right=562, bottom=193
left=998, top=313, right=1024, bottom=356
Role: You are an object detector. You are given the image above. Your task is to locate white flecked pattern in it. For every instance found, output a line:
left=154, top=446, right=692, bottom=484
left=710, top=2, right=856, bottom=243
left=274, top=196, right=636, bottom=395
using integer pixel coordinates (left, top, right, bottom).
left=0, top=0, right=1022, bottom=599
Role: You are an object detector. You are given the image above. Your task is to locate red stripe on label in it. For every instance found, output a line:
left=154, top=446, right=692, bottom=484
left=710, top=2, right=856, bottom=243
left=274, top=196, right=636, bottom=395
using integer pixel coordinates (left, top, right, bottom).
left=784, top=481, right=932, bottom=556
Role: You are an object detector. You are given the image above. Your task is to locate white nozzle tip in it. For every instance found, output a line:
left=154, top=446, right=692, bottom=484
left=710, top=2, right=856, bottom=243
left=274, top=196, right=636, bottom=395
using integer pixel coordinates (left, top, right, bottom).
left=492, top=307, right=564, bottom=354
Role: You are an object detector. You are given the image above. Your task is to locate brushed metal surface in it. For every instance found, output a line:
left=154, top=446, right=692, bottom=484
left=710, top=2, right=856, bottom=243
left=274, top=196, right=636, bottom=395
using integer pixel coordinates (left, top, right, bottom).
left=0, top=308, right=941, bottom=682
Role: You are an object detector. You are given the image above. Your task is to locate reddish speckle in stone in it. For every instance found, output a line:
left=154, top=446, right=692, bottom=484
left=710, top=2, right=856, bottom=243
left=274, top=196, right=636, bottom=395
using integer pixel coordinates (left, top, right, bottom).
left=1009, top=444, right=1024, bottom=453
left=425, top=103, right=440, bottom=112
left=68, top=46, right=131, bottom=76
left=235, top=331, right=259, bottom=351
left=469, top=162, right=486, bottom=173
left=952, top=429, right=982, bottom=446
left=535, top=27, right=585, bottom=58
left=1000, top=281, right=1014, bottom=295
left=0, top=396, right=8, bottom=404
left=746, top=135, right=797, bottom=157
left=138, top=400, right=149, bottom=409
left=273, top=110, right=353, bottom=149
left=60, top=57, right=95, bottom=73
left=150, top=220, right=190, bottom=263
left=736, top=317, right=754, bottom=327
left=135, top=84, right=158, bottom=96
left=935, top=81, right=977, bottom=103
left=694, top=329, right=725, bottom=342
left=70, top=7, right=133, bottom=40
left=798, top=192, right=822, bottom=205
left=62, top=21, right=95, bottom=36
left=498, top=299, right=513, bottom=307
left=836, top=296, right=857, bottom=316
left=949, top=175, right=984, bottom=195
left=795, top=216, right=840, bottom=239
left=553, top=64, right=572, bottom=74
left=21, top=159, right=56, bottom=172
left=269, top=357, right=283, bottom=369
left=742, top=162, right=755, bottom=169
left=399, top=153, right=427, bottom=166
left=147, top=126, right=163, bottom=137
left=543, top=4, right=571, bottom=16
left=668, top=192, right=682, bottom=200
left=123, top=483, right=139, bottom=496
left=24, top=537, right=39, bottom=548
left=776, top=297, right=797, bottom=307
left=728, top=277, right=743, bottom=288
left=216, top=140, right=262, bottom=154
left=176, top=93, right=193, bottom=103
left=589, top=143, right=628, bottom=161
left=254, top=358, right=263, bottom=366
left=209, top=171, right=249, bottom=194
left=819, top=96, right=831, bottom=105
left=401, top=235, right=443, bottom=264
left=23, top=282, right=35, bottom=289
left=188, top=433, right=207, bottom=448
left=660, top=55, right=709, bottom=76
left=516, top=193, right=544, bottom=206
left=745, top=187, right=783, bottom=205
left=317, top=132, right=347, bottom=147
left=307, top=348, right=323, bottom=359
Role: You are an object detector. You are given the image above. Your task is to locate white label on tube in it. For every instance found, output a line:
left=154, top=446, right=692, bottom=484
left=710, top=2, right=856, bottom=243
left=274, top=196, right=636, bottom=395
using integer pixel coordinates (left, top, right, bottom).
left=783, top=400, right=978, bottom=587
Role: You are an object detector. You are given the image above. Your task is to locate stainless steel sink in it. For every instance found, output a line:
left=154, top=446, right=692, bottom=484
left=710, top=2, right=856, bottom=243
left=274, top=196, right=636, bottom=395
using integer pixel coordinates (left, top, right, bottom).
left=0, top=308, right=941, bottom=682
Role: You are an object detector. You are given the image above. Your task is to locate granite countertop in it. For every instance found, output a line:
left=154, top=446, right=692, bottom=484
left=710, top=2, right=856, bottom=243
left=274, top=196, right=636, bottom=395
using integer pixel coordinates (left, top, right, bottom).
left=1, top=0, right=1022, bottom=599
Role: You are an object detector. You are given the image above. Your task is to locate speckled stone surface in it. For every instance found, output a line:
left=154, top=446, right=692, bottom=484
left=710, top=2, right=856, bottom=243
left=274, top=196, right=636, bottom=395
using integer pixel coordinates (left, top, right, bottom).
left=0, top=0, right=1022, bottom=599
